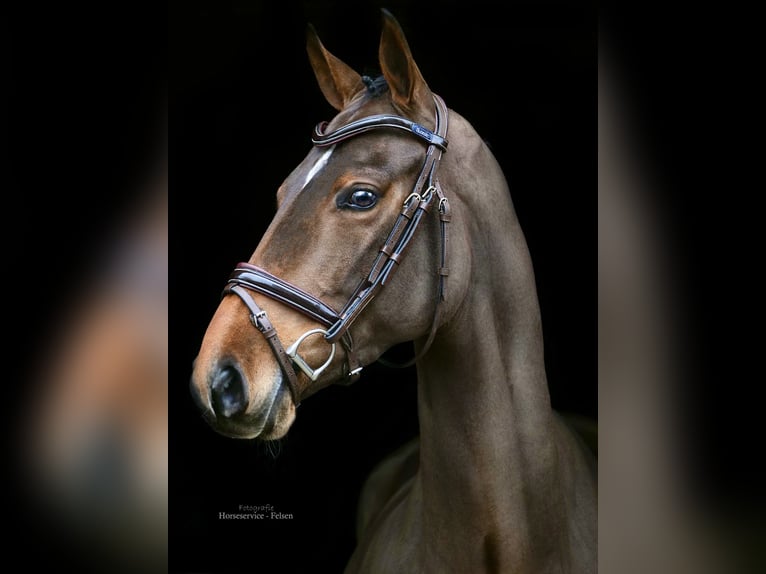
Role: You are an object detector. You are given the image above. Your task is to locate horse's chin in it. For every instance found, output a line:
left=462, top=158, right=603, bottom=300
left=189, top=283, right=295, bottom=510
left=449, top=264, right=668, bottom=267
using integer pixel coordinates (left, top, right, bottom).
left=256, top=398, right=295, bottom=440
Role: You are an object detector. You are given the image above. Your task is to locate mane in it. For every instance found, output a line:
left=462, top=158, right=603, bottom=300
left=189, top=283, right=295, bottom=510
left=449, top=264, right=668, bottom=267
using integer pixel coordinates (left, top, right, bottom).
left=361, top=74, right=389, bottom=97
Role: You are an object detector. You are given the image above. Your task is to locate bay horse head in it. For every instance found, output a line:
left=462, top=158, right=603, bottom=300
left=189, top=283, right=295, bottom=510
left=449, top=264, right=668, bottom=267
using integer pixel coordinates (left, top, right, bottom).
left=191, top=11, right=471, bottom=439
left=190, top=12, right=597, bottom=570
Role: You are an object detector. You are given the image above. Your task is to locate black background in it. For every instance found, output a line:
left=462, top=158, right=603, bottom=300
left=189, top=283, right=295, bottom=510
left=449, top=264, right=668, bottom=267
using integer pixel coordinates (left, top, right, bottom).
left=172, top=1, right=595, bottom=572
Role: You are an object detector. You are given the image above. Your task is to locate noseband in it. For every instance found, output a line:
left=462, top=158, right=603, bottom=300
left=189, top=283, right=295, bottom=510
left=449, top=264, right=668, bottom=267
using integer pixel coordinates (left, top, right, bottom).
left=222, top=94, right=451, bottom=406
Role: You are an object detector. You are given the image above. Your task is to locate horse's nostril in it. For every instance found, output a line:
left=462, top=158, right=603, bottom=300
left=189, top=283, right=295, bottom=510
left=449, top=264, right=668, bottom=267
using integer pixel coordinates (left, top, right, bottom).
left=210, top=366, right=248, bottom=418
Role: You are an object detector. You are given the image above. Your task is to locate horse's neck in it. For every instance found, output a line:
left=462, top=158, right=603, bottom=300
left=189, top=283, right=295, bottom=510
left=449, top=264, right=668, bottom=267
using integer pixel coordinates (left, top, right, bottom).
left=414, top=122, right=562, bottom=561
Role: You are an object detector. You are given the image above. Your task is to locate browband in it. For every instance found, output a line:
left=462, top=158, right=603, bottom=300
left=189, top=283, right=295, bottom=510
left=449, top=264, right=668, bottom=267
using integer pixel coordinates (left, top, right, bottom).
left=313, top=114, right=448, bottom=151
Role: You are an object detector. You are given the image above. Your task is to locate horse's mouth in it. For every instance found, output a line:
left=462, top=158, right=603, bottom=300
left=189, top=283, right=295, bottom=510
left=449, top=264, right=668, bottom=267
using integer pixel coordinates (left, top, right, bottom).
left=203, top=409, right=276, bottom=440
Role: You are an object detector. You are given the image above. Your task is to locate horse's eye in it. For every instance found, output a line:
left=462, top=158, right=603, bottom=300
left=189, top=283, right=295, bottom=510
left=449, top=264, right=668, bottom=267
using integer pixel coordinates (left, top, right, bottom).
left=346, top=189, right=378, bottom=210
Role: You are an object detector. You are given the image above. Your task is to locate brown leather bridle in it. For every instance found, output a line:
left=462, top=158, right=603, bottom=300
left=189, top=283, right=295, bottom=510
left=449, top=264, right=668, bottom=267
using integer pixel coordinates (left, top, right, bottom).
left=222, top=94, right=451, bottom=406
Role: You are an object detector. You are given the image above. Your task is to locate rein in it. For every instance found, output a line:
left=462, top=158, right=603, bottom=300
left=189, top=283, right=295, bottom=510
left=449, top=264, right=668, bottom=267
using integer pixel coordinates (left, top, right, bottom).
left=222, top=94, right=451, bottom=405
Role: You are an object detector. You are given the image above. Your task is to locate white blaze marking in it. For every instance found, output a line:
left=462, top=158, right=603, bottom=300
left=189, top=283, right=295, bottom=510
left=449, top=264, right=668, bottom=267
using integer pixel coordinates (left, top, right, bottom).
left=301, top=146, right=334, bottom=191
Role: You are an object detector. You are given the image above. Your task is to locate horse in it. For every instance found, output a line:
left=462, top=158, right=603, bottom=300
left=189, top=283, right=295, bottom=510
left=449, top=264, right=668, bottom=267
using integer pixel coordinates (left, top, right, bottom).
left=190, top=10, right=596, bottom=573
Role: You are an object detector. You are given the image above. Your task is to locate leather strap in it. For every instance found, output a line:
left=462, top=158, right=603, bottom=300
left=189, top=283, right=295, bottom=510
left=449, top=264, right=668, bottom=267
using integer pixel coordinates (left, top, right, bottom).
left=228, top=264, right=340, bottom=327
left=224, top=284, right=302, bottom=406
left=436, top=181, right=451, bottom=301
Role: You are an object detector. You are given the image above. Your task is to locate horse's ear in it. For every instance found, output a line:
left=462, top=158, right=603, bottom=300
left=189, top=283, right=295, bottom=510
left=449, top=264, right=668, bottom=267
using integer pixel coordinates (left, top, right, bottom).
left=378, top=9, right=433, bottom=117
left=306, top=24, right=364, bottom=111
